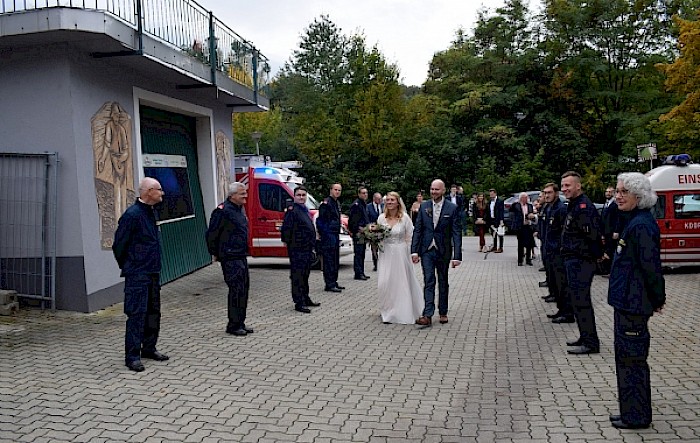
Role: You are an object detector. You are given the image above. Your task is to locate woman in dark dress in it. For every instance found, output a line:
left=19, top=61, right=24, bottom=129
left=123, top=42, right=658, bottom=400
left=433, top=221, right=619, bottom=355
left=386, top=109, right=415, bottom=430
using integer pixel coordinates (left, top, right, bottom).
left=472, top=192, right=488, bottom=252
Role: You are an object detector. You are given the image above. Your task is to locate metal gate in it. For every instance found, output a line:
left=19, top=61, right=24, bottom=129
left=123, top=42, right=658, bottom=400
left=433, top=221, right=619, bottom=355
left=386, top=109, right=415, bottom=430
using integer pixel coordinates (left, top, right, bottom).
left=0, top=152, right=58, bottom=309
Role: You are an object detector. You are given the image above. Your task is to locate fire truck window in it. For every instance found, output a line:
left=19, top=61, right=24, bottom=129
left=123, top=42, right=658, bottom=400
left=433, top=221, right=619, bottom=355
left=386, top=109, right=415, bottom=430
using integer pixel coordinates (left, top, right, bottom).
left=674, top=193, right=700, bottom=219
left=259, top=183, right=290, bottom=212
left=650, top=195, right=665, bottom=219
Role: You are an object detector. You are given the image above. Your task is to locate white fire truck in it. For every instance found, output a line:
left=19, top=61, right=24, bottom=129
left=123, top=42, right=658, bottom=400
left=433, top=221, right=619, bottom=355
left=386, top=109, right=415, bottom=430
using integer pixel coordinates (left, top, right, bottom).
left=646, top=154, right=700, bottom=266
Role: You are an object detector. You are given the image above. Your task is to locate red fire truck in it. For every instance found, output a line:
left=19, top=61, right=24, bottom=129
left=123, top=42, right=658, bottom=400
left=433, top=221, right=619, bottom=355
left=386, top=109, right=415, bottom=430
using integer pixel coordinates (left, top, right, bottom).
left=233, top=155, right=352, bottom=263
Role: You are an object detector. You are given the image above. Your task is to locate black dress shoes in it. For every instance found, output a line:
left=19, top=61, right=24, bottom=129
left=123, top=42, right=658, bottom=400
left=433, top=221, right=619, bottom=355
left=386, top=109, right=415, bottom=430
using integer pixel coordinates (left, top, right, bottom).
left=306, top=300, right=321, bottom=307
left=353, top=275, right=370, bottom=280
left=609, top=415, right=621, bottom=422
left=611, top=419, right=650, bottom=429
left=546, top=312, right=561, bottom=319
left=227, top=328, right=247, bottom=336
left=126, top=360, right=145, bottom=372
left=518, top=263, right=523, bottom=266
left=295, top=306, right=311, bottom=313
left=566, top=339, right=582, bottom=346
left=538, top=267, right=546, bottom=272
left=538, top=281, right=548, bottom=287
left=552, top=315, right=575, bottom=323
left=543, top=296, right=557, bottom=303
left=243, top=326, right=254, bottom=334
left=567, top=345, right=600, bottom=355
left=324, top=287, right=342, bottom=293
left=362, top=274, right=370, bottom=279
left=141, top=350, right=169, bottom=361
left=335, top=285, right=346, bottom=290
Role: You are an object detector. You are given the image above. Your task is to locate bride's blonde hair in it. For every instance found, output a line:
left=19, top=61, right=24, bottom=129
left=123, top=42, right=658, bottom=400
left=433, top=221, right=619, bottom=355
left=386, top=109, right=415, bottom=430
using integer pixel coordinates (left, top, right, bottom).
left=383, top=191, right=405, bottom=219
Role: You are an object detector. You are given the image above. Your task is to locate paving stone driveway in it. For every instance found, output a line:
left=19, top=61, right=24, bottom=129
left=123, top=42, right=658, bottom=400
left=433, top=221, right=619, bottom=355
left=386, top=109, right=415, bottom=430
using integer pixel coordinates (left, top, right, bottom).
left=1, top=237, right=698, bottom=442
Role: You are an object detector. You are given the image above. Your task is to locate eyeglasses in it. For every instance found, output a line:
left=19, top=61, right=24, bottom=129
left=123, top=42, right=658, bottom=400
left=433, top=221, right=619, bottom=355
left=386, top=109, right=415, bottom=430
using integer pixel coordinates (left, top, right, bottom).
left=615, top=189, right=630, bottom=196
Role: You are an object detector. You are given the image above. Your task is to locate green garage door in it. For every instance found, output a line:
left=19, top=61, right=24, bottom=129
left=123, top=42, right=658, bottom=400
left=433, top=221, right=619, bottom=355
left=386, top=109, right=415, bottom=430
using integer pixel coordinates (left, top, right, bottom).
left=140, top=106, right=211, bottom=284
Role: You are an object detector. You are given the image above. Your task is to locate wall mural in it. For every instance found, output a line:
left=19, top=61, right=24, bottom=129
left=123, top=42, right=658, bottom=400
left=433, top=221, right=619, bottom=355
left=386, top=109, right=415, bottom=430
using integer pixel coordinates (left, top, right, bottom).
left=215, top=130, right=232, bottom=203
left=91, top=102, right=135, bottom=249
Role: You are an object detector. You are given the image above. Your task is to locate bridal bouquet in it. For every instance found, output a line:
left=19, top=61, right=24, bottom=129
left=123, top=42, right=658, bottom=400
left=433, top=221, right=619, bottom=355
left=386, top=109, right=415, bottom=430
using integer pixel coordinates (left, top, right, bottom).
left=358, top=223, right=391, bottom=252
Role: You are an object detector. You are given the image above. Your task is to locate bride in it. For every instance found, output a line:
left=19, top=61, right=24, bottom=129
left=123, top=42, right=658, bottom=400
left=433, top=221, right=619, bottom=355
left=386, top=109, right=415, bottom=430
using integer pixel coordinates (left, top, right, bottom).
left=376, top=191, right=424, bottom=324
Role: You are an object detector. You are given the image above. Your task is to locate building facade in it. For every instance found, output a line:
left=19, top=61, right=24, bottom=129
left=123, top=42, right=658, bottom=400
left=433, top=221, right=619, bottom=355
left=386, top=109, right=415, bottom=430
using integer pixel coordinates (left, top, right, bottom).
left=0, top=2, right=269, bottom=311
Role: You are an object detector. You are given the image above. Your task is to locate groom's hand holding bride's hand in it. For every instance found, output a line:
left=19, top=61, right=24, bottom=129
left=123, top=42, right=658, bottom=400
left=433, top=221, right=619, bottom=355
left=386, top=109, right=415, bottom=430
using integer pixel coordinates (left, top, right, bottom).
left=411, top=253, right=420, bottom=264
left=451, top=260, right=461, bottom=268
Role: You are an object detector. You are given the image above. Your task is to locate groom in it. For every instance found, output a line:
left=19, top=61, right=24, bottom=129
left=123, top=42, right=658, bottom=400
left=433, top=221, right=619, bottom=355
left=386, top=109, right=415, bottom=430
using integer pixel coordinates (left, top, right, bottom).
left=411, top=179, right=462, bottom=327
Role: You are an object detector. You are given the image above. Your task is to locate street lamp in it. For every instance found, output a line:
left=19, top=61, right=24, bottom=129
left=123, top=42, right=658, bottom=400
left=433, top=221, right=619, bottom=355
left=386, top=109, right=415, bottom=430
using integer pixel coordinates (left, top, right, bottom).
left=251, top=131, right=262, bottom=156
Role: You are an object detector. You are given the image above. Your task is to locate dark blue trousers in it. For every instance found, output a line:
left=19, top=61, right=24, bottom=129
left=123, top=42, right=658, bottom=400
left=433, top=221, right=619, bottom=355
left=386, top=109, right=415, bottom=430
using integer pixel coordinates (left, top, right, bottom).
left=614, top=310, right=652, bottom=426
left=420, top=249, right=450, bottom=317
left=221, top=259, right=249, bottom=331
left=564, top=258, right=599, bottom=348
left=321, top=244, right=339, bottom=289
left=289, top=248, right=313, bottom=307
left=352, top=235, right=367, bottom=277
left=124, top=273, right=161, bottom=364
left=545, top=252, right=572, bottom=316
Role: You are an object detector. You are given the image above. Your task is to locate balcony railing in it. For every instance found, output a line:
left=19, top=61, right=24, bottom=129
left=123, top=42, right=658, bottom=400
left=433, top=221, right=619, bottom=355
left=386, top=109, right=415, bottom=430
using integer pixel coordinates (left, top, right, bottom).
left=1, top=0, right=271, bottom=97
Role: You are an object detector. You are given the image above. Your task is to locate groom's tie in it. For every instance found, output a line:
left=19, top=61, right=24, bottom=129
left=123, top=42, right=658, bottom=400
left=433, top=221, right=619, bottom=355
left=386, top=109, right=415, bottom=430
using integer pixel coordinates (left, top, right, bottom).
left=433, top=202, right=441, bottom=228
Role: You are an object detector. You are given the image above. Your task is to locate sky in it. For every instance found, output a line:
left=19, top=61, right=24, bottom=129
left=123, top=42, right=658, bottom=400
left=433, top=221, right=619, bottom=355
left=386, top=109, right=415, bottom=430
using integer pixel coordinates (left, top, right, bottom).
left=203, top=0, right=504, bottom=87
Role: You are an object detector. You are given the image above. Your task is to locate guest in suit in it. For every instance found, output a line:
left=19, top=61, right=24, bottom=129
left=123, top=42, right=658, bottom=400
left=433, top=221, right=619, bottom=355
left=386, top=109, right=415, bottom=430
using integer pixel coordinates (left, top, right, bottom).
left=448, top=184, right=464, bottom=226
left=600, top=186, right=620, bottom=275
left=348, top=186, right=371, bottom=280
left=411, top=179, right=463, bottom=327
left=510, top=192, right=536, bottom=266
left=281, top=186, right=321, bottom=313
left=367, top=192, right=384, bottom=271
left=485, top=188, right=505, bottom=252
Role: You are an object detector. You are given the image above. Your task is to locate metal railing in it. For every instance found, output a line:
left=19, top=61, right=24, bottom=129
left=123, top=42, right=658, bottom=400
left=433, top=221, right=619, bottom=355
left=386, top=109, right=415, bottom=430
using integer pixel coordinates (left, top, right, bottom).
left=0, top=152, right=58, bottom=310
left=1, top=0, right=271, bottom=97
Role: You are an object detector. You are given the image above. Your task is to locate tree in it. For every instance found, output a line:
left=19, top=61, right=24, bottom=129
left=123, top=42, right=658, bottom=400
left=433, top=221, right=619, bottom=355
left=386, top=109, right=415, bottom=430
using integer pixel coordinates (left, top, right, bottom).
left=657, top=16, right=700, bottom=160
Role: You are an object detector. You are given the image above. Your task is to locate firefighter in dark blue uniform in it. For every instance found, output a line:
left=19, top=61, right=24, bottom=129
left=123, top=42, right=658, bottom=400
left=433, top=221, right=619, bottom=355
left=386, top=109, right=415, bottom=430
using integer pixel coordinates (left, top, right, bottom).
left=316, top=183, right=343, bottom=292
left=607, top=172, right=665, bottom=430
left=205, top=182, right=253, bottom=336
left=113, top=177, right=169, bottom=372
left=281, top=186, right=321, bottom=313
left=348, top=186, right=371, bottom=280
left=541, top=183, right=573, bottom=323
left=560, top=171, right=603, bottom=355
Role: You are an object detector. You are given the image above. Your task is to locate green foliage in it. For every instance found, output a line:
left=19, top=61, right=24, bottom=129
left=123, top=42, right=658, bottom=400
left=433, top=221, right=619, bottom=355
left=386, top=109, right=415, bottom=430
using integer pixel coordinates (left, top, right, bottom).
left=234, top=4, right=700, bottom=206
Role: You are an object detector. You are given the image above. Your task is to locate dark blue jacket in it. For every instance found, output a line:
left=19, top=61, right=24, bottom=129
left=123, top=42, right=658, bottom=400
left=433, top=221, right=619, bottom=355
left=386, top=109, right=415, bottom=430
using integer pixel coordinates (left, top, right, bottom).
left=367, top=202, right=383, bottom=223
left=485, top=197, right=505, bottom=227
left=280, top=203, right=316, bottom=251
left=411, top=199, right=463, bottom=261
left=509, top=201, right=534, bottom=232
left=608, top=208, right=665, bottom=315
left=316, top=196, right=341, bottom=248
left=112, top=199, right=161, bottom=277
left=348, top=198, right=369, bottom=235
left=205, top=199, right=249, bottom=260
left=561, top=193, right=603, bottom=261
left=542, top=199, right=566, bottom=253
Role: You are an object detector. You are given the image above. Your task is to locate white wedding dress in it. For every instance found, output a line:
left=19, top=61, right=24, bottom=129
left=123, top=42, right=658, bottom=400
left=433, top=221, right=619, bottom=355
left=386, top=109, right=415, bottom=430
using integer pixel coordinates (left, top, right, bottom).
left=377, top=213, right=425, bottom=324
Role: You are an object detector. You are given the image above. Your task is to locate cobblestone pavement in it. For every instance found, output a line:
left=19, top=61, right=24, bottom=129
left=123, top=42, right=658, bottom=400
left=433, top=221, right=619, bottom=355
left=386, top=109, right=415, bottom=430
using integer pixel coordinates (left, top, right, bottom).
left=1, top=237, right=699, bottom=442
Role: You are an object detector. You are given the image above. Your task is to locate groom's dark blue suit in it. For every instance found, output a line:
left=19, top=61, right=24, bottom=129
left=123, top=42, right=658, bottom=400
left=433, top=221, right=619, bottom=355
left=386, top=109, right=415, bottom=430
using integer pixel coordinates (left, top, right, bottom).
left=411, top=199, right=462, bottom=319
